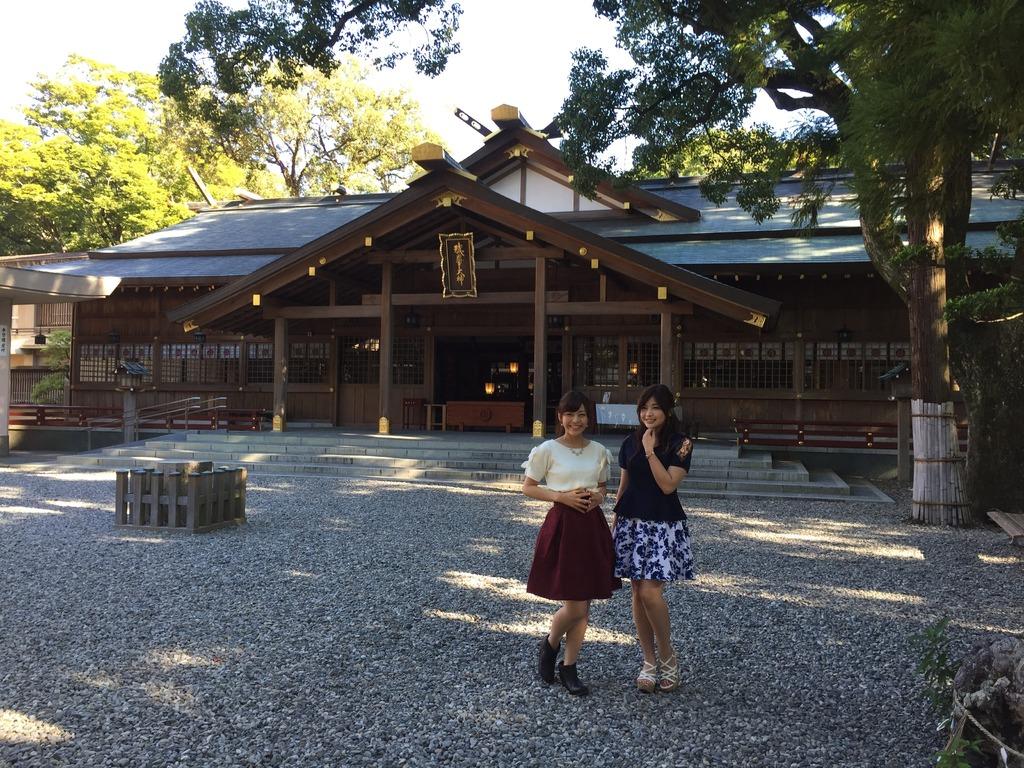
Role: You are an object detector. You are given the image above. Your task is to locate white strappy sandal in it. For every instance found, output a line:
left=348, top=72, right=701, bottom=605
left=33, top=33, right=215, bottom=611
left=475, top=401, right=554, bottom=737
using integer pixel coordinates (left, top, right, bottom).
left=658, top=654, right=680, bottom=692
left=636, top=660, right=658, bottom=693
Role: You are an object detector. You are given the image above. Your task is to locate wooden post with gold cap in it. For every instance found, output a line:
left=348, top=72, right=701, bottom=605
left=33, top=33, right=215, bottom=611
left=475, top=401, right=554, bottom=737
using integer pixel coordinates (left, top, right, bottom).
left=659, top=311, right=673, bottom=386
left=532, top=257, right=547, bottom=438
left=378, top=261, right=393, bottom=434
left=272, top=317, right=288, bottom=431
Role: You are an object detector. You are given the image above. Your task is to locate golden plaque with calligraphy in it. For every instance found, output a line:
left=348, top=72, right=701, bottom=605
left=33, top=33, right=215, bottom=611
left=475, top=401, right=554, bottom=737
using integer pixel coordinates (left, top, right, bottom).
left=439, top=232, right=477, bottom=298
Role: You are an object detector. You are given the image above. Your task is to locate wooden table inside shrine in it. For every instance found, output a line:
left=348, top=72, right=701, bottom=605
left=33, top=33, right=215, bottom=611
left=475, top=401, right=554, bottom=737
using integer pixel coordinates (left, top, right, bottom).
left=445, top=401, right=525, bottom=432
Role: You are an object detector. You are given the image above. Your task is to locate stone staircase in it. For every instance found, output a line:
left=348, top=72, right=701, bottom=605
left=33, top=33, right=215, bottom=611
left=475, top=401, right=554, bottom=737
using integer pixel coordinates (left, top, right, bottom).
left=57, top=430, right=892, bottom=502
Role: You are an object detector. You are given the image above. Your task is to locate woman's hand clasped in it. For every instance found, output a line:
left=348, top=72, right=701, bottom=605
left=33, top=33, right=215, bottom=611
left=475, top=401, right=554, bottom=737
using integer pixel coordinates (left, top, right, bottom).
left=558, top=488, right=596, bottom=513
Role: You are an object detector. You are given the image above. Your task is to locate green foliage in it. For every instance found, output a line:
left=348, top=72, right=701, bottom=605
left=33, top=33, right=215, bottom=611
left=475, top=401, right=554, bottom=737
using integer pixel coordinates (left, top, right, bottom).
left=30, top=330, right=71, bottom=405
left=912, top=617, right=958, bottom=712
left=935, top=728, right=982, bottom=768
left=0, top=56, right=283, bottom=256
left=159, top=0, right=462, bottom=137
left=239, top=60, right=438, bottom=195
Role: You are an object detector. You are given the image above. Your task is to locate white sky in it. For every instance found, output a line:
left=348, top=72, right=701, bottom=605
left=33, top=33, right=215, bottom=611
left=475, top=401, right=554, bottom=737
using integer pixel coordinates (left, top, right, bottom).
left=0, top=0, right=792, bottom=163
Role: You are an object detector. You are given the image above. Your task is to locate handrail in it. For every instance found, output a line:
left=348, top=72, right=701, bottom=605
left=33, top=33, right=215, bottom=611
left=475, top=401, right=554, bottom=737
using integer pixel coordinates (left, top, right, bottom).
left=86, top=396, right=228, bottom=431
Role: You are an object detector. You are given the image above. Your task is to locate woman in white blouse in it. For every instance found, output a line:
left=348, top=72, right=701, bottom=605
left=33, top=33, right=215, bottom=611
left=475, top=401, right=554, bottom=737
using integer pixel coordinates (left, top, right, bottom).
left=522, top=391, right=620, bottom=696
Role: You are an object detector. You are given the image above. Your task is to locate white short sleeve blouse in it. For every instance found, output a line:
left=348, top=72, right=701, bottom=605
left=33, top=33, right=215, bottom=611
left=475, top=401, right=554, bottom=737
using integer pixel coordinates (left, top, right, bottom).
left=522, top=439, right=612, bottom=491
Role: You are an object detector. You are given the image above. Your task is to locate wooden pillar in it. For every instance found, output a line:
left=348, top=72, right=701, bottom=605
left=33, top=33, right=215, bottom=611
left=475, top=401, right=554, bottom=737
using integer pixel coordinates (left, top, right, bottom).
left=659, top=312, right=672, bottom=386
left=0, top=299, right=11, bottom=456
left=793, top=338, right=806, bottom=422
left=272, top=317, right=288, bottom=431
left=532, top=257, right=547, bottom=437
left=378, top=261, right=393, bottom=434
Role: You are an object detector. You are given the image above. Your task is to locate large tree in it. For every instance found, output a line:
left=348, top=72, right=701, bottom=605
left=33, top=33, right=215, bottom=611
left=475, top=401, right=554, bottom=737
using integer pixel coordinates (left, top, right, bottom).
left=558, top=0, right=1024, bottom=521
left=0, top=56, right=276, bottom=255
left=226, top=59, right=439, bottom=196
left=159, top=0, right=461, bottom=138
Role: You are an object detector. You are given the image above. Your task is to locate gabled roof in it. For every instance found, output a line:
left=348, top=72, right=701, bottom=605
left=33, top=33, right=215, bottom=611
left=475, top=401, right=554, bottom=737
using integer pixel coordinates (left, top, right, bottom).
left=460, top=108, right=700, bottom=223
left=169, top=164, right=780, bottom=331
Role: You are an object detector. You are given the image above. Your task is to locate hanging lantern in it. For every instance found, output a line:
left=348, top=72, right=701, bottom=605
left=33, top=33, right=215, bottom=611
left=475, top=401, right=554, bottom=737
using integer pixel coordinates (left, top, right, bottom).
left=484, top=382, right=496, bottom=396
left=508, top=361, right=519, bottom=375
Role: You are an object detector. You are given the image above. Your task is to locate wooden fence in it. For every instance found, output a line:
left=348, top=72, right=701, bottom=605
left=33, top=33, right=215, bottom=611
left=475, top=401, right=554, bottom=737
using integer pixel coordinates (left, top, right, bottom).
left=733, top=418, right=969, bottom=450
left=115, top=465, right=247, bottom=533
left=10, top=369, right=66, bottom=404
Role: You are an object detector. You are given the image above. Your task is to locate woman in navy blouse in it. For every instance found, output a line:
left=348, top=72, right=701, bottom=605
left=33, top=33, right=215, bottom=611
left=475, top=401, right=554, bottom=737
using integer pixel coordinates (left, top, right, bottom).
left=611, top=384, right=694, bottom=693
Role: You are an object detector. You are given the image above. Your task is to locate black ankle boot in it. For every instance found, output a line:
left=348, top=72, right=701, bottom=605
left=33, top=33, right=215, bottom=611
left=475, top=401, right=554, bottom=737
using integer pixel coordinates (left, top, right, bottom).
left=537, top=636, right=560, bottom=684
left=557, top=661, right=590, bottom=696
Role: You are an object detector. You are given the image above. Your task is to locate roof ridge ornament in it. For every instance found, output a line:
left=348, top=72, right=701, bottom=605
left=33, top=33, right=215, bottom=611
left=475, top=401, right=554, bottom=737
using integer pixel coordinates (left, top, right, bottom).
left=410, top=143, right=477, bottom=181
left=491, top=104, right=531, bottom=130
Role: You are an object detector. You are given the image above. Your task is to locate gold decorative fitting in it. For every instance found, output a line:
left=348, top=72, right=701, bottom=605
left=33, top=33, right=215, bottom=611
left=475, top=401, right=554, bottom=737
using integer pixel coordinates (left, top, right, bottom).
left=252, top=293, right=261, bottom=307
left=623, top=201, right=631, bottom=210
left=378, top=416, right=391, bottom=435
left=567, top=174, right=574, bottom=183
left=506, top=144, right=531, bottom=159
left=183, top=320, right=198, bottom=333
left=532, top=420, right=544, bottom=438
left=590, top=258, right=599, bottom=269
left=272, top=414, right=285, bottom=432
left=308, top=266, right=316, bottom=277
left=411, top=142, right=445, bottom=163
left=578, top=247, right=588, bottom=257
left=657, top=286, right=668, bottom=300
left=364, top=236, right=373, bottom=247
left=318, top=256, right=327, bottom=265
left=525, top=230, right=534, bottom=241
left=491, top=104, right=521, bottom=122
left=745, top=312, right=767, bottom=329
left=434, top=193, right=465, bottom=208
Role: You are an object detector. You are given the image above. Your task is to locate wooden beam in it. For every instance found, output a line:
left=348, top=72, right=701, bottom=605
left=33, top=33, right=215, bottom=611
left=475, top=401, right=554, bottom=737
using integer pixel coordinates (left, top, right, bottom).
left=367, top=246, right=561, bottom=264
left=533, top=257, right=547, bottom=438
left=378, top=262, right=393, bottom=434
left=547, top=300, right=693, bottom=316
left=361, top=291, right=569, bottom=306
left=264, top=305, right=381, bottom=319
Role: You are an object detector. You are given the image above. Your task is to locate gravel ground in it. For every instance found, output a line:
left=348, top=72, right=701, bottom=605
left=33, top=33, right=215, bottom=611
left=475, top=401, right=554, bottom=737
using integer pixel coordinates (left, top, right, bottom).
left=0, top=465, right=1021, bottom=768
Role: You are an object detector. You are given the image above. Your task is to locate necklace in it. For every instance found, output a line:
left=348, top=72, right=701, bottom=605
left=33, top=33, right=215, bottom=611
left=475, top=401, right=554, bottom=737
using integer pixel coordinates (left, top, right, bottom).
left=557, top=439, right=587, bottom=456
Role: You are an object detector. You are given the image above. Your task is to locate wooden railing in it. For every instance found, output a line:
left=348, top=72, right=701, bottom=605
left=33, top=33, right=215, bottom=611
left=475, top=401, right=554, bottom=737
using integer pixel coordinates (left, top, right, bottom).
left=9, top=404, right=269, bottom=432
left=733, top=418, right=969, bottom=450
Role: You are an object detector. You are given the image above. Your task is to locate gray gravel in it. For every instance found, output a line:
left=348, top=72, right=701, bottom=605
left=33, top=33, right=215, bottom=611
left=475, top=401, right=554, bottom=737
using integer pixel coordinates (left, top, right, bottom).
left=0, top=465, right=1021, bottom=768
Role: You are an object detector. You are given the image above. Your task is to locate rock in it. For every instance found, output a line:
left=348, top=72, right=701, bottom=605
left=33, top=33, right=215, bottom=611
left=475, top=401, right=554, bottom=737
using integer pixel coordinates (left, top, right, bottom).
left=954, top=635, right=1024, bottom=764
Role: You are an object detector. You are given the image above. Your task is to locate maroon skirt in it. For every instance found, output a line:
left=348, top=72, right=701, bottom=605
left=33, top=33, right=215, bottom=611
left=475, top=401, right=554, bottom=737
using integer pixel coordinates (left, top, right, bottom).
left=527, top=503, right=622, bottom=601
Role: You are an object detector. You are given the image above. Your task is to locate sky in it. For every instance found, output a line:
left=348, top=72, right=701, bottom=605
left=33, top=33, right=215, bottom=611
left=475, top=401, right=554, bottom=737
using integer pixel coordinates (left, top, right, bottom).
left=0, top=0, right=792, bottom=163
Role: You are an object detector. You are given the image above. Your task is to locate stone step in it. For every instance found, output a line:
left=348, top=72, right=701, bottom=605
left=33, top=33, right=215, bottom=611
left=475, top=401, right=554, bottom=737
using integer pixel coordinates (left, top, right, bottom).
left=58, top=454, right=843, bottom=496
left=94, top=446, right=808, bottom=481
left=141, top=437, right=771, bottom=468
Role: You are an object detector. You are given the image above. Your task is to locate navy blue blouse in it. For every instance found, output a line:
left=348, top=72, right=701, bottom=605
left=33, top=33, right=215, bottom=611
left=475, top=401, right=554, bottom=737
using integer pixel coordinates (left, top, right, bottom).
left=613, top=432, right=692, bottom=523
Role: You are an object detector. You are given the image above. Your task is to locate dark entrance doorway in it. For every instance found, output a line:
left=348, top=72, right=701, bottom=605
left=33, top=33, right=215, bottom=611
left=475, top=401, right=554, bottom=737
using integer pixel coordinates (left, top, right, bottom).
left=433, top=336, right=562, bottom=429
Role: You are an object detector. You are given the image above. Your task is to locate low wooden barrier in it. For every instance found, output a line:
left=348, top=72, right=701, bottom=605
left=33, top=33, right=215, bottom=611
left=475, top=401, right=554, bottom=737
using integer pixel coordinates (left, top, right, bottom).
left=115, top=463, right=247, bottom=533
left=9, top=404, right=269, bottom=431
left=733, top=418, right=969, bottom=450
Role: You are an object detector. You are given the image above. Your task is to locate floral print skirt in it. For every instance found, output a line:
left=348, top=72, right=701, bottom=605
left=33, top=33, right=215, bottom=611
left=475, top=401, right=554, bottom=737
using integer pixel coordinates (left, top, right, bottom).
left=612, top=516, right=696, bottom=582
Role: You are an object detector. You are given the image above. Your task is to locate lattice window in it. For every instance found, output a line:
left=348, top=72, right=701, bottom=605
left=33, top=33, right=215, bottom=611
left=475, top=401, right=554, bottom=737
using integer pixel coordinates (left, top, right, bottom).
left=122, top=343, right=153, bottom=383
left=683, top=342, right=794, bottom=389
left=39, top=303, right=73, bottom=327
left=625, top=338, right=659, bottom=388
left=246, top=342, right=273, bottom=384
left=78, top=343, right=118, bottom=383
left=161, top=343, right=240, bottom=384
left=289, top=342, right=330, bottom=384
left=340, top=337, right=380, bottom=384
left=805, top=341, right=909, bottom=391
left=573, top=335, right=619, bottom=387
left=393, top=337, right=424, bottom=385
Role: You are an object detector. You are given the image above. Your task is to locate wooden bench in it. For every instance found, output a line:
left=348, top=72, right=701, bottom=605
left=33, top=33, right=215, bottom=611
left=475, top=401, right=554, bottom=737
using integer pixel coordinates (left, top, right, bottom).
left=987, top=509, right=1024, bottom=546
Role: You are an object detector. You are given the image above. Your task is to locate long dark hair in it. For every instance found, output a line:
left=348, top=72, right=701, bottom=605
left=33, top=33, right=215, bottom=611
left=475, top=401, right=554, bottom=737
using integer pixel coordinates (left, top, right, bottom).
left=554, top=390, right=593, bottom=437
left=633, top=383, right=681, bottom=450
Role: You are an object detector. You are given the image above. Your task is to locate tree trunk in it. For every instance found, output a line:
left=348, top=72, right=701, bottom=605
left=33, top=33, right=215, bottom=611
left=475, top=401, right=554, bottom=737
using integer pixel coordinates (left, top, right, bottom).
left=904, top=154, right=969, bottom=525
left=949, top=318, right=1024, bottom=516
